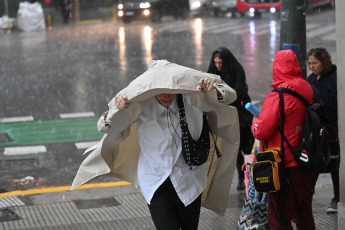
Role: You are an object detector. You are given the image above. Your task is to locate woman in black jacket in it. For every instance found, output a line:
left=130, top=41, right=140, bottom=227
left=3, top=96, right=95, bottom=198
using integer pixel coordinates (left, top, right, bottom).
left=307, top=46, right=339, bottom=213
left=208, top=47, right=254, bottom=190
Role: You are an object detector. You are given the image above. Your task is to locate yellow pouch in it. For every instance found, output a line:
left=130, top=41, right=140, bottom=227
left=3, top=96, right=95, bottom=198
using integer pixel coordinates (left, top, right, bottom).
left=252, top=147, right=288, bottom=193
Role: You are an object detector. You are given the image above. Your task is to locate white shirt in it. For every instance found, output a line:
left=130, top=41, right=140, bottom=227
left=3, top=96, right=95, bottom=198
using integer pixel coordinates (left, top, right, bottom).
left=136, top=96, right=207, bottom=206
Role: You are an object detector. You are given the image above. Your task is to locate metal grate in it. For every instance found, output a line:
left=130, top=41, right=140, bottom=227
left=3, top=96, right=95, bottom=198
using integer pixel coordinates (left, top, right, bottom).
left=73, top=197, right=121, bottom=210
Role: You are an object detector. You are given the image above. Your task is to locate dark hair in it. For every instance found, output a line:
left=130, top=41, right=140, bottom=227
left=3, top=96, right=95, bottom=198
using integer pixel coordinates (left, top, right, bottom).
left=212, top=48, right=224, bottom=60
left=307, top=47, right=332, bottom=72
left=208, top=47, right=238, bottom=81
left=207, top=47, right=250, bottom=100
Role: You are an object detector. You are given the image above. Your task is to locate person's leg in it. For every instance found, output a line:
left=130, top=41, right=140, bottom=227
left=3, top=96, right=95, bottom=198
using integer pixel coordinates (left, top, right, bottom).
left=331, top=169, right=340, bottom=201
left=268, top=186, right=294, bottom=230
left=177, top=194, right=202, bottom=230
left=236, top=126, right=255, bottom=190
left=236, top=148, right=245, bottom=190
left=148, top=179, right=180, bottom=230
left=327, top=169, right=340, bottom=213
left=267, top=167, right=317, bottom=230
left=290, top=167, right=318, bottom=230
left=240, top=126, right=255, bottom=156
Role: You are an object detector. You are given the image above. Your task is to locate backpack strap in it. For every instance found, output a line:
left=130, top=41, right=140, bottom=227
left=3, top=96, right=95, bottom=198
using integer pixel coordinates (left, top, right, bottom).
left=272, top=88, right=308, bottom=156
left=273, top=87, right=311, bottom=106
left=272, top=88, right=305, bottom=155
left=272, top=87, right=324, bottom=160
left=272, top=89, right=286, bottom=154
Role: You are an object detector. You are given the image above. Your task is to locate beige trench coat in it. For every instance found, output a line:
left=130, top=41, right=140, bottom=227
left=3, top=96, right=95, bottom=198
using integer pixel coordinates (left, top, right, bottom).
left=71, top=60, right=240, bottom=215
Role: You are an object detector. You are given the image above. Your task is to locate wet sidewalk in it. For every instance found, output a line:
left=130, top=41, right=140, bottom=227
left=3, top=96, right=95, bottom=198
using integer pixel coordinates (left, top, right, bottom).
left=0, top=173, right=337, bottom=229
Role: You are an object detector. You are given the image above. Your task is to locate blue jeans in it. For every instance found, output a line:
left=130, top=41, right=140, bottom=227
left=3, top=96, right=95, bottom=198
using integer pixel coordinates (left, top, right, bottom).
left=148, top=178, right=201, bottom=230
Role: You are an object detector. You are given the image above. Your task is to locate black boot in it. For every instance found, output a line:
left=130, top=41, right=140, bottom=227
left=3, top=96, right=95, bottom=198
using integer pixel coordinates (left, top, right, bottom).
left=237, top=175, right=245, bottom=190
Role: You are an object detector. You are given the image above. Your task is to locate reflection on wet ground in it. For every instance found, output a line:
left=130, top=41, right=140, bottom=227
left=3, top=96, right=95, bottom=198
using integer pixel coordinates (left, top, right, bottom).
left=1, top=10, right=335, bottom=119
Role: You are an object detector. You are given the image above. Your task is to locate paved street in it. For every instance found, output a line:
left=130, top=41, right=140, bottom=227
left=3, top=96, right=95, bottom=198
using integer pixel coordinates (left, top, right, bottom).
left=0, top=173, right=338, bottom=229
left=0, top=7, right=338, bottom=229
left=0, top=172, right=337, bottom=230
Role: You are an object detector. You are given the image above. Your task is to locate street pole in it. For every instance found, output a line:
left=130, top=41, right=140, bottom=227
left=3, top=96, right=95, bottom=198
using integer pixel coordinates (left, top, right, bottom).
left=280, top=0, right=307, bottom=79
left=75, top=0, right=81, bottom=23
left=4, top=0, right=9, bottom=16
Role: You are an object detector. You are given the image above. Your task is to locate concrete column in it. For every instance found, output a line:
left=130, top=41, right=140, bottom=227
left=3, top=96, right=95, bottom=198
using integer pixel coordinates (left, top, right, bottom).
left=280, top=0, right=307, bottom=78
left=336, top=0, right=345, bottom=229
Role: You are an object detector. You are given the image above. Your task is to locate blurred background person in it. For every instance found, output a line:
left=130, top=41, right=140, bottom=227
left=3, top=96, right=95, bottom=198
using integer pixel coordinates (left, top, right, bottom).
left=61, top=0, right=72, bottom=24
left=307, top=46, right=339, bottom=213
left=207, top=47, right=254, bottom=190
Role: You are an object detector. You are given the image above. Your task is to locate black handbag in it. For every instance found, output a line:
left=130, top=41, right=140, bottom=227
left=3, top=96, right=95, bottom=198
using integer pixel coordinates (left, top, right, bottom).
left=176, top=94, right=221, bottom=169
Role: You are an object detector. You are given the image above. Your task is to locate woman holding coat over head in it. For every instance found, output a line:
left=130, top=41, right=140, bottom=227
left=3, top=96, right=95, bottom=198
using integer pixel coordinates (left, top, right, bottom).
left=71, top=60, right=240, bottom=230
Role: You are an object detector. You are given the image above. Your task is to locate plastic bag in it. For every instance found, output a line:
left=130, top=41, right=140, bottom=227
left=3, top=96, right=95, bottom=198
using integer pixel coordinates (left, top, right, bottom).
left=17, top=1, right=46, bottom=32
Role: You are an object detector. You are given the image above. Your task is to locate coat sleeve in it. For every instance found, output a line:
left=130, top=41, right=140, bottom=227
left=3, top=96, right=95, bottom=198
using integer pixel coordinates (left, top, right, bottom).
left=251, top=92, right=281, bottom=140
left=97, top=110, right=112, bottom=133
left=213, top=83, right=237, bottom=105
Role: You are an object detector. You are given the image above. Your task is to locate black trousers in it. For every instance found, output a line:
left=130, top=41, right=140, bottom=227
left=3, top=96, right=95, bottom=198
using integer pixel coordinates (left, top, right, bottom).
left=148, top=178, right=202, bottom=230
left=331, top=168, right=340, bottom=201
left=236, top=125, right=255, bottom=179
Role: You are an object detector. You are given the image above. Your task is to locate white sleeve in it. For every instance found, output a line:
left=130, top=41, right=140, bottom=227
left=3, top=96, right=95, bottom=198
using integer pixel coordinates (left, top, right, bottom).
left=106, top=107, right=116, bottom=121
left=97, top=107, right=116, bottom=133
left=213, top=83, right=237, bottom=105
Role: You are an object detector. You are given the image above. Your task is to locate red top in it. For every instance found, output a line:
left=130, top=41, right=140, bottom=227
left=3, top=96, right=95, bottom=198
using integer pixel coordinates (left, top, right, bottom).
left=251, top=50, right=313, bottom=168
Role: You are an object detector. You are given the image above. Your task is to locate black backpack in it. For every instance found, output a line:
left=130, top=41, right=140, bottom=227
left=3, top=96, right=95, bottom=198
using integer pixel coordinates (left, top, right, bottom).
left=272, top=87, right=340, bottom=174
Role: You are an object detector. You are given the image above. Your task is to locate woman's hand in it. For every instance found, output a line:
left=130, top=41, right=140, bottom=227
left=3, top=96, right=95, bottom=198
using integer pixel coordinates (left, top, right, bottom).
left=196, top=78, right=222, bottom=97
left=196, top=78, right=215, bottom=92
left=116, top=95, right=129, bottom=109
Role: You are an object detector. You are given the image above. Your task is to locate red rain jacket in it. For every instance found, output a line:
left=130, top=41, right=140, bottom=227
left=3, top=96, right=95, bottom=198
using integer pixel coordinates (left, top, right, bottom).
left=251, top=50, right=313, bottom=168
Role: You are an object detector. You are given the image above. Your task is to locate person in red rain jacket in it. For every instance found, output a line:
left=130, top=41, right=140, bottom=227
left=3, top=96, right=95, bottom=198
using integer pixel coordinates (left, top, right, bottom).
left=251, top=50, right=319, bottom=230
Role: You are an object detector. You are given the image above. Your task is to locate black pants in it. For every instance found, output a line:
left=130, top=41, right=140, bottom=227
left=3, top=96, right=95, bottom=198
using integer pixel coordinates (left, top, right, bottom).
left=148, top=178, right=201, bottom=230
left=331, top=168, right=340, bottom=201
left=236, top=125, right=255, bottom=179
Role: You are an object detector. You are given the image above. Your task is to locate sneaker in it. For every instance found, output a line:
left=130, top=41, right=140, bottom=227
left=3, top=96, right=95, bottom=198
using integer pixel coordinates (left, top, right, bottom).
left=326, top=199, right=338, bottom=213
left=237, top=180, right=245, bottom=190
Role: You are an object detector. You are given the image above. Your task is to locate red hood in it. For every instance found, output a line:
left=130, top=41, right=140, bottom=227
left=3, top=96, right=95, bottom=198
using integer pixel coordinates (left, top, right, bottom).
left=271, top=50, right=303, bottom=88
